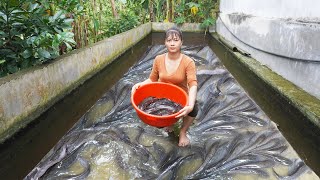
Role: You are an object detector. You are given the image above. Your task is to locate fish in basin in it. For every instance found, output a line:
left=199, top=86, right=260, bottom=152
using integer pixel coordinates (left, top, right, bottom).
left=138, top=96, right=183, bottom=116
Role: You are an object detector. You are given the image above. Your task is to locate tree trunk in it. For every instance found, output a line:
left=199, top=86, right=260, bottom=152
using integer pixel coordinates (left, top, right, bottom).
left=168, top=0, right=173, bottom=22
left=92, top=0, right=97, bottom=42
left=166, top=0, right=169, bottom=21
left=110, top=0, right=119, bottom=19
left=171, top=0, right=174, bottom=22
left=149, top=0, right=154, bottom=22
left=99, top=0, right=102, bottom=26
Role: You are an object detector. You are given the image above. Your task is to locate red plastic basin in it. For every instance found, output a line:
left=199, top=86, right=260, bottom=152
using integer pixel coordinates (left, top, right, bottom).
left=131, top=82, right=188, bottom=127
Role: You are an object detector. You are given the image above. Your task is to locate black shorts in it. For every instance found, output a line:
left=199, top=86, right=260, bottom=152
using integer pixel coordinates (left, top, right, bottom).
left=187, top=102, right=198, bottom=117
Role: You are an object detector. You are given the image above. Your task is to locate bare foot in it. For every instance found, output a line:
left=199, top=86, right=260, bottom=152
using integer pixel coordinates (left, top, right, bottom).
left=178, top=131, right=190, bottom=147
left=163, top=125, right=174, bottom=133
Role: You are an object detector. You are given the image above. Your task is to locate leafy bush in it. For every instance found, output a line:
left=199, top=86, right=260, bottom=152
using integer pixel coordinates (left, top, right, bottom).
left=0, top=0, right=75, bottom=77
left=174, top=0, right=217, bottom=30
left=0, top=0, right=218, bottom=77
left=100, top=8, right=141, bottom=39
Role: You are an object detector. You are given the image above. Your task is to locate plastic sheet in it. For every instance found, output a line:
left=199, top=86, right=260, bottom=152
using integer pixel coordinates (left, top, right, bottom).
left=25, top=45, right=316, bottom=179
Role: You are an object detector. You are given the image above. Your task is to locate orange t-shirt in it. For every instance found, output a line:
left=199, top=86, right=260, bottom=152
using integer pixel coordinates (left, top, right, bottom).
left=149, top=54, right=197, bottom=93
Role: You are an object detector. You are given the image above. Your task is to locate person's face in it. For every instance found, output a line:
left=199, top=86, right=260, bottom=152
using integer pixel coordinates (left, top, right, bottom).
left=165, top=34, right=182, bottom=53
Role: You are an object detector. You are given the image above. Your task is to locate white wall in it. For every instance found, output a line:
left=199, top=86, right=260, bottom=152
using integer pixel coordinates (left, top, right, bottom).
left=218, top=0, right=320, bottom=100
left=220, top=0, right=320, bottom=18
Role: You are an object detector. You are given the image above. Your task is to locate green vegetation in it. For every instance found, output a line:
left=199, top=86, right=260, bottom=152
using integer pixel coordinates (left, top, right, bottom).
left=0, top=0, right=75, bottom=76
left=174, top=0, right=218, bottom=31
left=0, top=0, right=218, bottom=77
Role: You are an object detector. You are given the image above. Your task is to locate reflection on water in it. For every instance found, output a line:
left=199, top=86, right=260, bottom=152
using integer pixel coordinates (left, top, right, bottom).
left=25, top=45, right=318, bottom=179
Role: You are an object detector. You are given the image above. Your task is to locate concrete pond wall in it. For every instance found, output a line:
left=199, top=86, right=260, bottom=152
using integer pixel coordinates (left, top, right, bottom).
left=217, top=0, right=320, bottom=100
left=0, top=20, right=319, bottom=149
left=216, top=0, right=320, bottom=141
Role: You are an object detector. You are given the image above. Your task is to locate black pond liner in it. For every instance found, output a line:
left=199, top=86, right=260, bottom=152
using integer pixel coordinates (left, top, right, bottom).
left=25, top=45, right=313, bottom=179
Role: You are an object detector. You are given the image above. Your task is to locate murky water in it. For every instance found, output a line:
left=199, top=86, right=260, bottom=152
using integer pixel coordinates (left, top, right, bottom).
left=25, top=44, right=318, bottom=179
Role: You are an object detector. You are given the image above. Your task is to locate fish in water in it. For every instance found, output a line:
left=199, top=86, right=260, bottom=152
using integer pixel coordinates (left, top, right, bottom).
left=138, top=96, right=183, bottom=116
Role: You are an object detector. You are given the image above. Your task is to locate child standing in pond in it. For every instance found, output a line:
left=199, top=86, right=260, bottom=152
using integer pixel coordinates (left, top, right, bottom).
left=132, top=27, right=198, bottom=147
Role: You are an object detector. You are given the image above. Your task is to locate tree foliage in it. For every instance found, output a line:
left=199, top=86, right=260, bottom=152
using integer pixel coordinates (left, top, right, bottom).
left=0, top=0, right=75, bottom=76
left=174, top=0, right=217, bottom=29
left=0, top=0, right=218, bottom=77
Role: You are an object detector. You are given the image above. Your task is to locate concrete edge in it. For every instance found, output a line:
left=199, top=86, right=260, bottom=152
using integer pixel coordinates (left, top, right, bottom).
left=152, top=22, right=216, bottom=33
left=211, top=33, right=320, bottom=129
left=0, top=23, right=152, bottom=143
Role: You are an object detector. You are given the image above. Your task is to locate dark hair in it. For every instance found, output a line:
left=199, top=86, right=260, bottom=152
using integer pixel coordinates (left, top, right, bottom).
left=165, top=26, right=183, bottom=41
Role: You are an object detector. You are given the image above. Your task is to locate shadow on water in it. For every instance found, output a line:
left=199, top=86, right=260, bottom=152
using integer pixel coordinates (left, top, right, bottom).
left=208, top=35, right=320, bottom=176
left=24, top=34, right=317, bottom=179
left=0, top=35, right=151, bottom=179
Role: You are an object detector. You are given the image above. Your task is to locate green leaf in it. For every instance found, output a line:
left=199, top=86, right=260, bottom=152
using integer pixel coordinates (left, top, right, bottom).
left=8, top=0, right=19, bottom=7
left=53, top=27, right=62, bottom=33
left=63, top=18, right=74, bottom=25
left=12, top=22, right=24, bottom=26
left=7, top=64, right=19, bottom=73
left=140, top=0, right=146, bottom=5
left=52, top=10, right=63, bottom=21
left=77, top=5, right=84, bottom=12
left=11, top=10, right=29, bottom=16
left=27, top=36, right=36, bottom=45
left=30, top=3, right=40, bottom=11
left=20, top=59, right=30, bottom=68
left=0, top=60, right=5, bottom=64
left=186, top=2, right=200, bottom=8
left=6, top=53, right=17, bottom=59
left=65, top=42, right=72, bottom=50
left=201, top=18, right=216, bottom=28
left=37, top=49, right=51, bottom=59
left=21, top=49, right=32, bottom=59
left=0, top=12, right=7, bottom=22
left=52, top=36, right=60, bottom=48
left=93, top=19, right=99, bottom=33
left=0, top=30, right=7, bottom=36
left=174, top=17, right=186, bottom=25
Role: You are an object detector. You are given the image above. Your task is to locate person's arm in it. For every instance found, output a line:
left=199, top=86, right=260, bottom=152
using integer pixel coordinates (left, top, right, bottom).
left=131, top=78, right=153, bottom=94
left=131, top=56, right=160, bottom=94
left=176, top=56, right=197, bottom=118
left=176, top=85, right=197, bottom=118
left=187, top=85, right=197, bottom=108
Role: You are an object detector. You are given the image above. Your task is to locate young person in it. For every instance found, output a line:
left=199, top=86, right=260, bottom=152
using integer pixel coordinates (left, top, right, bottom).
left=132, top=27, right=198, bottom=147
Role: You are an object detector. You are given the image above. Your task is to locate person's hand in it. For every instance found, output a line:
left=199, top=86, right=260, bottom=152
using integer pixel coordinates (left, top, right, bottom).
left=131, top=82, right=143, bottom=94
left=175, top=105, right=193, bottom=118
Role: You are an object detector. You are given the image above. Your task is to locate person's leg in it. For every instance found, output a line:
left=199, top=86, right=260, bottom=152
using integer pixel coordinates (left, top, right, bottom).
left=178, top=115, right=195, bottom=147
left=178, top=102, right=198, bottom=146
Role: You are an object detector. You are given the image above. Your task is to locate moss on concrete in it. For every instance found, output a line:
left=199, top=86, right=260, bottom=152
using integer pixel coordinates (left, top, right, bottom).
left=211, top=33, right=320, bottom=129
